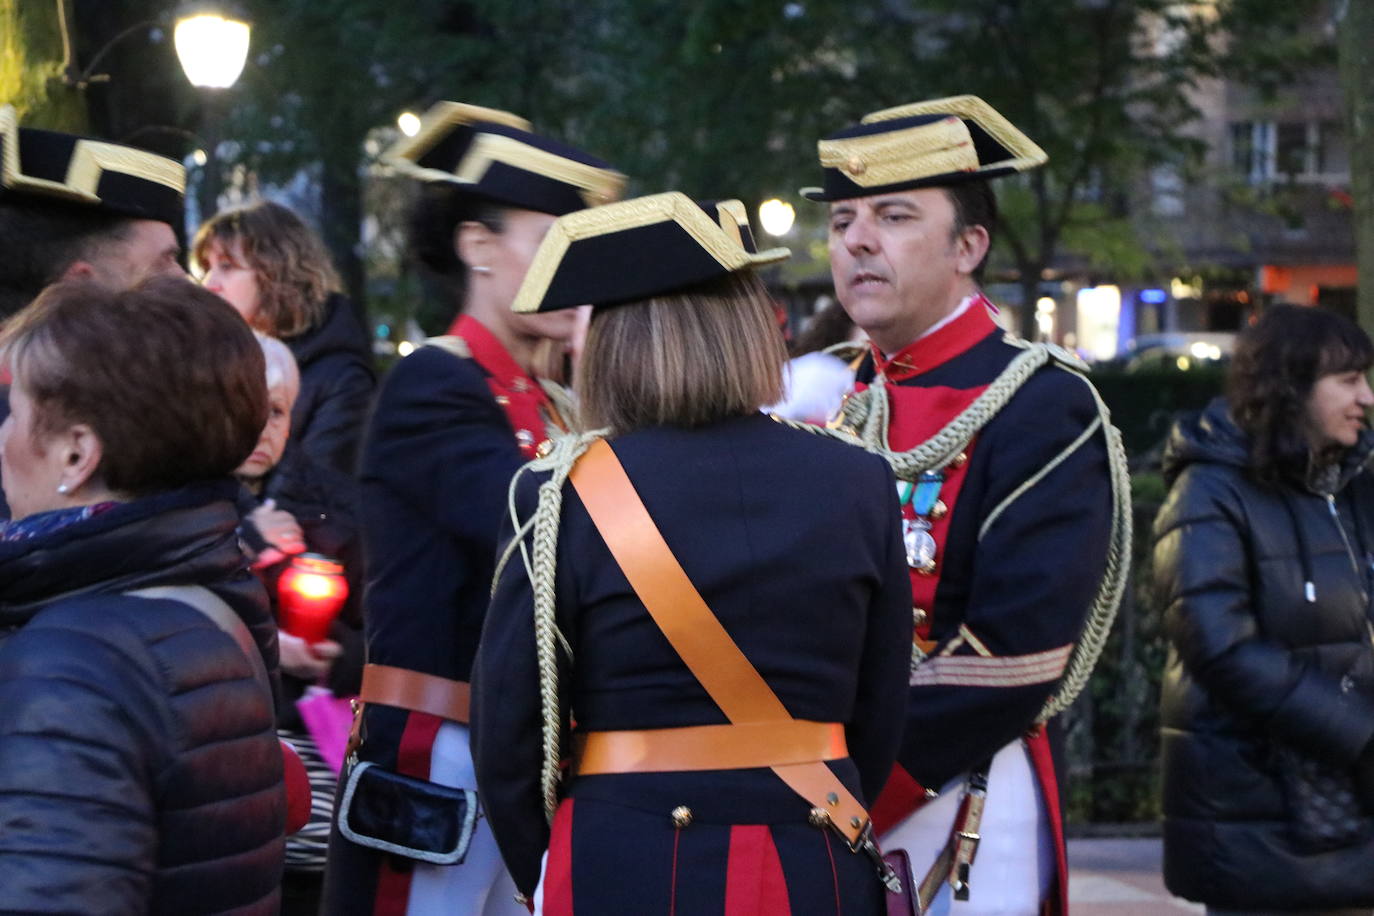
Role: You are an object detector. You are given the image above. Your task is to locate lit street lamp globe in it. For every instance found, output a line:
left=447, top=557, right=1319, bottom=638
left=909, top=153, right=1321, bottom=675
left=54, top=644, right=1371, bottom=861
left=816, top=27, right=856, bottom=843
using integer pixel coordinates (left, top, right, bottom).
left=758, top=198, right=796, bottom=237
left=174, top=9, right=251, bottom=89
left=397, top=112, right=422, bottom=137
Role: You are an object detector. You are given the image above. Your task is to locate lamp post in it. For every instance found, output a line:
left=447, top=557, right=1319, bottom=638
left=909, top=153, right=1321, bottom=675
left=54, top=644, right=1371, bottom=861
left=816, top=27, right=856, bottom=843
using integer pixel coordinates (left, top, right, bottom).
left=172, top=4, right=252, bottom=222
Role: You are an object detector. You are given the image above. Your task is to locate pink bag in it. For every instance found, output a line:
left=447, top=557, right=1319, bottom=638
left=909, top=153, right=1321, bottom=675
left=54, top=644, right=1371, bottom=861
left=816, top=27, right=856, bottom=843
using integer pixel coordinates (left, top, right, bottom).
left=295, top=685, right=356, bottom=774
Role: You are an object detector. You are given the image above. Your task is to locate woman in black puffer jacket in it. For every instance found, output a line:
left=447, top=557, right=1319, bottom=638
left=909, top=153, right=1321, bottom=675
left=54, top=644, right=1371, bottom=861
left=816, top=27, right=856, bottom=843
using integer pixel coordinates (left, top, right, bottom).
left=0, top=277, right=285, bottom=913
left=1155, top=305, right=1374, bottom=913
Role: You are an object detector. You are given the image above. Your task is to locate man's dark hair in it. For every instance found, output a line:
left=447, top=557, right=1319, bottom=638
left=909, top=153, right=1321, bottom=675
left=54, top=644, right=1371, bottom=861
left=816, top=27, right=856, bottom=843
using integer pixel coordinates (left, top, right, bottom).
left=0, top=198, right=135, bottom=318
left=943, top=179, right=998, bottom=283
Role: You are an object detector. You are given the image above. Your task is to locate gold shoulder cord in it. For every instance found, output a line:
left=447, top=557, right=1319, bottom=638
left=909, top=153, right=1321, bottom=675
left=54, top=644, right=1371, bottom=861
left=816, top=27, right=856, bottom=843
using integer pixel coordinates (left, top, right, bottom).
left=781, top=341, right=1132, bottom=721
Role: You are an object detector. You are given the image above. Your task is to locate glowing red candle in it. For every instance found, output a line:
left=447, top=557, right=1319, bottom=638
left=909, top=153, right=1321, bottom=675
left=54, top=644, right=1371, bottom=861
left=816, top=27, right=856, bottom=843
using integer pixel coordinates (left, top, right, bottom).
left=278, top=553, right=348, bottom=644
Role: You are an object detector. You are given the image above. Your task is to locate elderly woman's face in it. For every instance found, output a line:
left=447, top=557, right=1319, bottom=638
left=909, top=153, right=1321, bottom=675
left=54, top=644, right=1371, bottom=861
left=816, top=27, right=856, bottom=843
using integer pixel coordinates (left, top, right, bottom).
left=201, top=238, right=261, bottom=325
left=235, top=386, right=293, bottom=480
left=0, top=381, right=71, bottom=520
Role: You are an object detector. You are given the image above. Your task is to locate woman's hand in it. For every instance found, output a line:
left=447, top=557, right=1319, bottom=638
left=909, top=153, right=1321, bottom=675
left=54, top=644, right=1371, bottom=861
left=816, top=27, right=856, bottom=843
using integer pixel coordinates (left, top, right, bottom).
left=249, top=499, right=306, bottom=567
left=277, top=631, right=342, bottom=681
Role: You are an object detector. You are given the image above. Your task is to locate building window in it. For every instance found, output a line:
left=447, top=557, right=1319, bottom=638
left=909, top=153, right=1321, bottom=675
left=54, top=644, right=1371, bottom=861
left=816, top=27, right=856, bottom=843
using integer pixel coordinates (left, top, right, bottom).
left=1230, top=120, right=1349, bottom=184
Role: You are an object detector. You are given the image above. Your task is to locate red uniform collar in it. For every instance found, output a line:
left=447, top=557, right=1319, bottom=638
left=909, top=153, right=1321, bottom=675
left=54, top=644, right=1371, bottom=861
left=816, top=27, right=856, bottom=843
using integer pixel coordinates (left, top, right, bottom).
left=871, top=294, right=999, bottom=383
left=449, top=314, right=542, bottom=396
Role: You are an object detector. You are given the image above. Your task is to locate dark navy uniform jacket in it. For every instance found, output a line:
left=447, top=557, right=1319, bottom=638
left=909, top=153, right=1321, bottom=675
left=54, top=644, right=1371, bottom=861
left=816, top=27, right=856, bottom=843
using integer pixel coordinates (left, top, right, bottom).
left=472, top=414, right=912, bottom=910
left=854, top=298, right=1113, bottom=838
left=323, top=315, right=556, bottom=913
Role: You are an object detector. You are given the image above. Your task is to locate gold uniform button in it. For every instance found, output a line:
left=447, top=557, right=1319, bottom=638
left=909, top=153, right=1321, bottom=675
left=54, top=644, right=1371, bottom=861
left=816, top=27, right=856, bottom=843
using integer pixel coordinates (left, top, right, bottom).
left=846, top=156, right=866, bottom=175
left=949, top=452, right=968, bottom=469
left=535, top=439, right=553, bottom=458
left=809, top=806, right=831, bottom=828
left=671, top=806, right=693, bottom=828
left=930, top=499, right=948, bottom=520
left=494, top=395, right=510, bottom=406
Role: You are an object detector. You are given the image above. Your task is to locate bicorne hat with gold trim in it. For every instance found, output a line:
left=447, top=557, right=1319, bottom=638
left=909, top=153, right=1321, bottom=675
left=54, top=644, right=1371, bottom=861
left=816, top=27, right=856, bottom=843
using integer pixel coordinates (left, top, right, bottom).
left=384, top=101, right=626, bottom=215
left=0, top=106, right=185, bottom=227
left=511, top=192, right=789, bottom=313
left=801, top=95, right=1048, bottom=202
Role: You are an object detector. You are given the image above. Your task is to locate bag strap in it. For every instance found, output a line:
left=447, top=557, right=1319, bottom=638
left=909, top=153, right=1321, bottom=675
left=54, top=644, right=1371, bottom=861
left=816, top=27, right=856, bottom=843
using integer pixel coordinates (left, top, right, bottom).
left=568, top=438, right=870, bottom=844
left=127, top=584, right=272, bottom=704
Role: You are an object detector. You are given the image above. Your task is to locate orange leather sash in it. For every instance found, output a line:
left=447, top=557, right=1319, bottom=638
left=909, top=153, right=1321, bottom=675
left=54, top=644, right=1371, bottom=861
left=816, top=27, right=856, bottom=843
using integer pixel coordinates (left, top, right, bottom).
left=359, top=663, right=471, bottom=724
left=574, top=720, right=848, bottom=774
left=568, top=438, right=872, bottom=845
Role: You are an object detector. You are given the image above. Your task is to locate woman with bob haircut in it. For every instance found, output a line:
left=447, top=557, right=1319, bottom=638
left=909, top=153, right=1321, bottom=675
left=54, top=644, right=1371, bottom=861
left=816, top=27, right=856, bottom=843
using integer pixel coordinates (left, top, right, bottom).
left=472, top=193, right=911, bottom=914
left=1155, top=304, right=1374, bottom=913
left=194, top=199, right=375, bottom=474
left=0, top=276, right=286, bottom=912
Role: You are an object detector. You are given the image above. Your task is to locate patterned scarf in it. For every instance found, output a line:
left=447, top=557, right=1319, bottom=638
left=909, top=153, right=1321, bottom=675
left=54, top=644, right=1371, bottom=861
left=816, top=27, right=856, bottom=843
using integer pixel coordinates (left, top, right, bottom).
left=0, top=502, right=120, bottom=543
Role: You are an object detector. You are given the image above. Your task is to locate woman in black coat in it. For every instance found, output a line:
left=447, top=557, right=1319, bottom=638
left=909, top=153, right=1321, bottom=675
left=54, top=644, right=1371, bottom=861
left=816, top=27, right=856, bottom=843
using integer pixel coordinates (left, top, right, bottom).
left=1155, top=305, right=1374, bottom=913
left=195, top=200, right=375, bottom=474
left=472, top=194, right=912, bottom=914
left=0, top=277, right=285, bottom=913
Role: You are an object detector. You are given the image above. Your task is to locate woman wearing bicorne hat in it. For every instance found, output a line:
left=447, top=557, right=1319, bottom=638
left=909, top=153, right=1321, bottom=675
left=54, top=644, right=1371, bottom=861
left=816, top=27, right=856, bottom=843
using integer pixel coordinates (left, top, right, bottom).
left=321, top=103, right=624, bottom=915
left=471, top=193, right=912, bottom=914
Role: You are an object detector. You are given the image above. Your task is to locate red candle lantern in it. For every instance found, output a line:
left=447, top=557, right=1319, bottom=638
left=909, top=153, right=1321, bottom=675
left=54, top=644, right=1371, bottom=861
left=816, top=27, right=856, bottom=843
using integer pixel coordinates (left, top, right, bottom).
left=278, top=553, right=349, bottom=644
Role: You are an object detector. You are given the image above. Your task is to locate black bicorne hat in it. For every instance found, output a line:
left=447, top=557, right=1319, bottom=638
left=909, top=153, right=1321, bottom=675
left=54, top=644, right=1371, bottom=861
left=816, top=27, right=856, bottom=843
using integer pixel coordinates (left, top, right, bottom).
left=511, top=192, right=790, bottom=313
left=801, top=95, right=1047, bottom=202
left=384, top=101, right=625, bottom=216
left=0, top=105, right=186, bottom=227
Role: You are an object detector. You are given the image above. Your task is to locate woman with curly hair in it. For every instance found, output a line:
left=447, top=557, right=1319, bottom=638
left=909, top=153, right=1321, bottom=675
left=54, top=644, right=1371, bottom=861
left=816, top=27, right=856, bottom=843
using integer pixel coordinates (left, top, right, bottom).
left=194, top=200, right=375, bottom=474
left=1155, top=304, right=1374, bottom=913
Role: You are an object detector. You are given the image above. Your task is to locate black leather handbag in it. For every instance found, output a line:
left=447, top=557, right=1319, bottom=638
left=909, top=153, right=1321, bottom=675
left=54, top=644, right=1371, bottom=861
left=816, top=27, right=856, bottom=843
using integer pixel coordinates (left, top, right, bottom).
left=337, top=761, right=478, bottom=864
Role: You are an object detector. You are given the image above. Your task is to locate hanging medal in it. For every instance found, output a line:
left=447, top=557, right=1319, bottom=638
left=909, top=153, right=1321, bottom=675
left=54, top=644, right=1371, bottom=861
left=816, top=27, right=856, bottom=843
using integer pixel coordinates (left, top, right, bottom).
left=898, top=470, right=944, bottom=575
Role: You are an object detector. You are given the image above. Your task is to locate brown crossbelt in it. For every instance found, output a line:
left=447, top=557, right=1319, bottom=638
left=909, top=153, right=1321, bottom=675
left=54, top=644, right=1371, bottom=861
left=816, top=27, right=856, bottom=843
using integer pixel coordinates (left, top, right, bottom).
left=359, top=663, right=471, bottom=723
left=573, top=720, right=848, bottom=775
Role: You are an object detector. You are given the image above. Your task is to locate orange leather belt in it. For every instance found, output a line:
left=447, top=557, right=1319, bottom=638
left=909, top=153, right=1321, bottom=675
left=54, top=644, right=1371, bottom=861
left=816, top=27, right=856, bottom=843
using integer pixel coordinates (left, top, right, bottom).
left=359, top=663, right=471, bottom=724
left=574, top=720, right=848, bottom=775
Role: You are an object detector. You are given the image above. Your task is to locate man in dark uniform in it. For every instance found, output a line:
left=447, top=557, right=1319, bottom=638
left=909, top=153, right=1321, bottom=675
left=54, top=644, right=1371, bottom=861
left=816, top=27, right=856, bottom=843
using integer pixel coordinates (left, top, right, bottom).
left=0, top=105, right=186, bottom=319
left=805, top=96, right=1125, bottom=914
left=321, top=102, right=624, bottom=915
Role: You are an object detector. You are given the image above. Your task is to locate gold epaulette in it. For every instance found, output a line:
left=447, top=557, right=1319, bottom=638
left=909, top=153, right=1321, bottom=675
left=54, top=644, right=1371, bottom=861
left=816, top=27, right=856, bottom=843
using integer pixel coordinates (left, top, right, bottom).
left=423, top=335, right=472, bottom=360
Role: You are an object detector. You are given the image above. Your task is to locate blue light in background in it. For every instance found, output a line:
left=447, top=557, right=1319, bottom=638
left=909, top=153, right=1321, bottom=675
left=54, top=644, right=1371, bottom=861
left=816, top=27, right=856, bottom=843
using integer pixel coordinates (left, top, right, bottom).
left=1139, top=288, right=1167, bottom=305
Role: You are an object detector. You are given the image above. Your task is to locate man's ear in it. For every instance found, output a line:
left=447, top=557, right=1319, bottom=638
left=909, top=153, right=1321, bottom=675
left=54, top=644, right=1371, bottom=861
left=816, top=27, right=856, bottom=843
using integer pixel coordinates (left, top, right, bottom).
left=455, top=221, right=497, bottom=272
left=953, top=225, right=991, bottom=277
left=56, top=424, right=105, bottom=496
left=60, top=260, right=99, bottom=280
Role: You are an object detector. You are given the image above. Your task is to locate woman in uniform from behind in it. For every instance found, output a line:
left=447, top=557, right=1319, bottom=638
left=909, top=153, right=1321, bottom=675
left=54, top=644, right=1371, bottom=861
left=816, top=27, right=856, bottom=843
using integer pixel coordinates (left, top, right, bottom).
left=472, top=193, right=912, bottom=914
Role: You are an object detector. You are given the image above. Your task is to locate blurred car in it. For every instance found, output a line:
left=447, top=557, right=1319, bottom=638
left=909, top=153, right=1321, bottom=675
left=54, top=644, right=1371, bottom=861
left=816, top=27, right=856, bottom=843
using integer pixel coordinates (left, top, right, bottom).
left=1119, top=332, right=1235, bottom=373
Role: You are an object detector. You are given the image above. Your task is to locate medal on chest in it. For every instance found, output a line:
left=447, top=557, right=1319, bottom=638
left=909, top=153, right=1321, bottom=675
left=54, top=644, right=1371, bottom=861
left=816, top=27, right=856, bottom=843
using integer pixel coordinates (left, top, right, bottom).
left=899, top=470, right=945, bottom=574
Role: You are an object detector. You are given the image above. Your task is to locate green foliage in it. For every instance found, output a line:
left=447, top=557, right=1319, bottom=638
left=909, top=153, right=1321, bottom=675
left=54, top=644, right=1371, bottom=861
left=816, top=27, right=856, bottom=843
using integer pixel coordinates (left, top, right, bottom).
left=0, top=0, right=87, bottom=132
left=1091, top=363, right=1226, bottom=456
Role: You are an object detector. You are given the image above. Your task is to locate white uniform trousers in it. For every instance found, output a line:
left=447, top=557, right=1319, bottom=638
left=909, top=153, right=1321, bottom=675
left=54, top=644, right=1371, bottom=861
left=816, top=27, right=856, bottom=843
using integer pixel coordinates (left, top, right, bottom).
left=404, top=722, right=528, bottom=916
left=881, top=738, right=1055, bottom=916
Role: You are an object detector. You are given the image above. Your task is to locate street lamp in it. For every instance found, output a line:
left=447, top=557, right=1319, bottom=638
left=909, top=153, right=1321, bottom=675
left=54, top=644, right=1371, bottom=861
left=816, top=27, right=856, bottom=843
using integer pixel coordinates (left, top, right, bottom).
left=174, top=7, right=252, bottom=90
left=759, top=198, right=796, bottom=237
left=57, top=0, right=252, bottom=91
left=397, top=112, right=422, bottom=138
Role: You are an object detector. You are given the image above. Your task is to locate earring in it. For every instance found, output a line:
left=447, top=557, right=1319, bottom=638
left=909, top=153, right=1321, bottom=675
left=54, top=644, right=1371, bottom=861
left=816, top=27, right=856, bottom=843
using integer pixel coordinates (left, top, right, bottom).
left=56, top=483, right=70, bottom=495
left=471, top=265, right=491, bottom=274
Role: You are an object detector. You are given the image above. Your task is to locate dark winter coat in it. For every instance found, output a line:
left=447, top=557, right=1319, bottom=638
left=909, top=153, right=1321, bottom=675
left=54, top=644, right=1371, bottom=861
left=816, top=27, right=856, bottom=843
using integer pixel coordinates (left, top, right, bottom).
left=286, top=292, right=376, bottom=475
left=0, top=482, right=286, bottom=914
left=1155, top=398, right=1374, bottom=909
left=472, top=415, right=913, bottom=911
